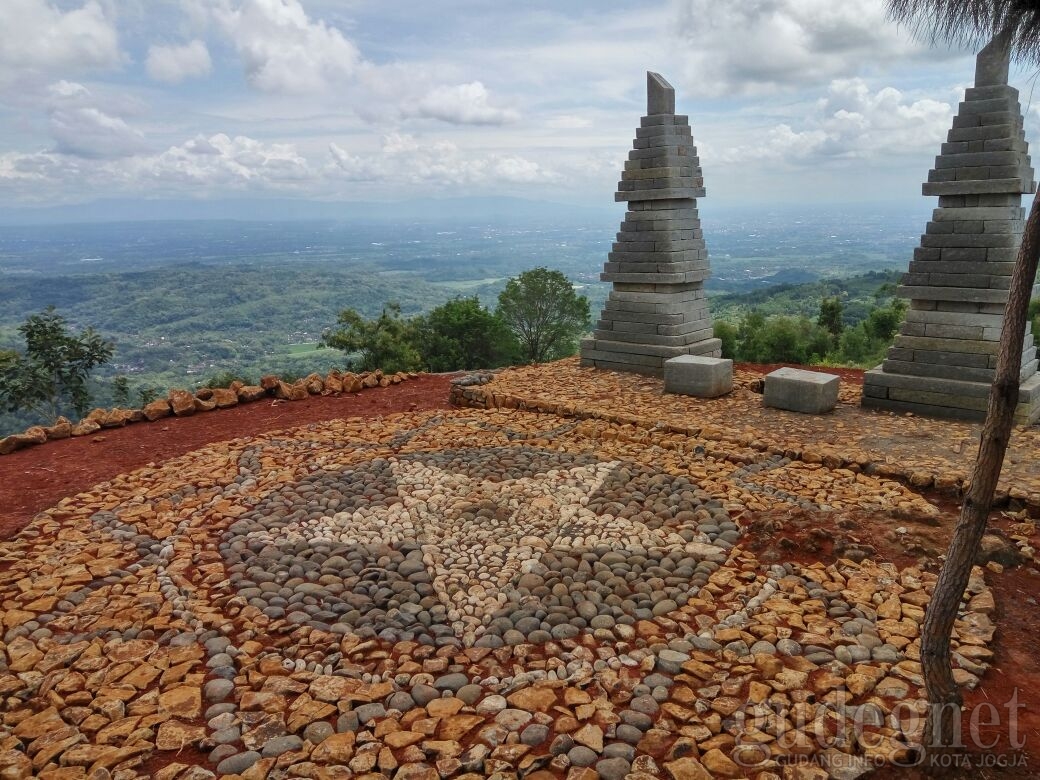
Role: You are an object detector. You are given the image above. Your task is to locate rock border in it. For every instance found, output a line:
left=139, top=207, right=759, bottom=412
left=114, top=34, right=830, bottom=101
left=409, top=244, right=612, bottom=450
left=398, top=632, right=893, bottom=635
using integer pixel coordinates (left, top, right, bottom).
left=0, top=369, right=418, bottom=457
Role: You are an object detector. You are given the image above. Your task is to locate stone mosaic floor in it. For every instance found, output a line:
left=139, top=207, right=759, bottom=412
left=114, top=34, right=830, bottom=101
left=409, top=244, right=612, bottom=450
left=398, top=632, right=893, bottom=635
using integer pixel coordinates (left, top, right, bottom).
left=0, top=409, right=997, bottom=779
left=451, top=359, right=1040, bottom=511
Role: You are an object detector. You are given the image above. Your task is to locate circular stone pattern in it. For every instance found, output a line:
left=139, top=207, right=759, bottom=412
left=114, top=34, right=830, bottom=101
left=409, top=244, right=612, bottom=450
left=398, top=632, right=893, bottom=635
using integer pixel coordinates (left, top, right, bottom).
left=221, top=447, right=735, bottom=646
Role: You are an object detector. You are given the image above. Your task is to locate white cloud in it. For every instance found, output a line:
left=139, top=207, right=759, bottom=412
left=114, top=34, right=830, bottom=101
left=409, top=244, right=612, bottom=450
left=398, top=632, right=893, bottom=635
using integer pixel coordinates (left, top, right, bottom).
left=0, top=131, right=313, bottom=203
left=138, top=133, right=312, bottom=186
left=46, top=81, right=148, bottom=159
left=671, top=0, right=928, bottom=97
left=328, top=132, right=554, bottom=187
left=214, top=0, right=361, bottom=93
left=146, top=39, right=212, bottom=83
left=414, top=82, right=519, bottom=125
left=0, top=0, right=121, bottom=85
left=713, top=78, right=952, bottom=166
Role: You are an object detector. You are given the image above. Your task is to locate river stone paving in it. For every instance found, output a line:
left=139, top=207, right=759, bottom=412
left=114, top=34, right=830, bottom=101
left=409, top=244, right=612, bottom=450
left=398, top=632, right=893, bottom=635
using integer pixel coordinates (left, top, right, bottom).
left=0, top=409, right=995, bottom=779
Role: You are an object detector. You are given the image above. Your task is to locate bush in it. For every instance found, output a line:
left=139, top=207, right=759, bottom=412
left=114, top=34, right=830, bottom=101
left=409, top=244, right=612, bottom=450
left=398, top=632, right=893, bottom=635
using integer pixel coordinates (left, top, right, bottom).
left=415, top=297, right=518, bottom=372
left=321, top=302, right=423, bottom=374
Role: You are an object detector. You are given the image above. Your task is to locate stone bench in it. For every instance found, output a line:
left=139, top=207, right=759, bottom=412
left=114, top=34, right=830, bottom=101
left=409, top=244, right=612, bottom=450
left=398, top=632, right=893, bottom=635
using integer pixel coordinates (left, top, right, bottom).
left=764, top=367, right=839, bottom=414
left=664, top=355, right=733, bottom=398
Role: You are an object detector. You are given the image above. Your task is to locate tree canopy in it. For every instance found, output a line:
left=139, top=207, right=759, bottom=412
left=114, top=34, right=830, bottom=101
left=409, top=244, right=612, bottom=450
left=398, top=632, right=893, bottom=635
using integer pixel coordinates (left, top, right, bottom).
left=0, top=307, right=113, bottom=423
left=322, top=297, right=520, bottom=374
left=321, top=302, right=423, bottom=374
left=495, top=267, right=591, bottom=364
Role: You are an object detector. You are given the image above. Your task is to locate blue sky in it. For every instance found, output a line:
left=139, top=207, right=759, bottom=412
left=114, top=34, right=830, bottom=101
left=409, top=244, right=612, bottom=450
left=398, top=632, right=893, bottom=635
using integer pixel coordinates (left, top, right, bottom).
left=0, top=0, right=1033, bottom=213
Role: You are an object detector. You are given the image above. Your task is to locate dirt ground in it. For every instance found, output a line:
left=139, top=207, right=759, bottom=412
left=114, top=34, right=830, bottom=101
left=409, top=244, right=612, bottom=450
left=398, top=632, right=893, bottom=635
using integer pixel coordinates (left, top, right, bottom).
left=1, top=365, right=1037, bottom=778
left=0, top=374, right=454, bottom=539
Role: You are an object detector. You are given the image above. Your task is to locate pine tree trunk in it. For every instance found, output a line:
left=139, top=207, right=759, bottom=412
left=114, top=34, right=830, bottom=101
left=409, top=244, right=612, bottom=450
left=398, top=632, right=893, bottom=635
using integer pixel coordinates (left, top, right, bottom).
left=920, top=192, right=1040, bottom=756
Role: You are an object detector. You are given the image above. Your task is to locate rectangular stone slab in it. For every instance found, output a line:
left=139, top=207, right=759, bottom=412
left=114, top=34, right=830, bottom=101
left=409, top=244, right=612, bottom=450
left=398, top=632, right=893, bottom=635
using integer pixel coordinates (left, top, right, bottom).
left=664, top=356, right=733, bottom=398
left=764, top=367, right=840, bottom=414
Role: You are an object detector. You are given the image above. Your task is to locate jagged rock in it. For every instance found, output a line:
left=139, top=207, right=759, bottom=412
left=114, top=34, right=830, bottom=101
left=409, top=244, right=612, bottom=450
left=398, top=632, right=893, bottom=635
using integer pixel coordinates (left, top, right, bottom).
left=977, top=534, right=1023, bottom=566
left=237, top=385, right=266, bottom=402
left=194, top=396, right=217, bottom=412
left=211, top=388, right=238, bottom=408
left=70, top=418, right=101, bottom=436
left=99, top=408, right=136, bottom=428
left=0, top=426, right=47, bottom=454
left=304, top=373, right=324, bottom=394
left=43, top=417, right=73, bottom=440
left=260, top=374, right=280, bottom=391
left=343, top=373, right=363, bottom=393
left=143, top=399, right=172, bottom=421
left=195, top=387, right=214, bottom=400
left=324, top=373, right=344, bottom=394
left=169, top=389, right=196, bottom=416
left=85, top=407, right=107, bottom=423
left=274, top=380, right=309, bottom=401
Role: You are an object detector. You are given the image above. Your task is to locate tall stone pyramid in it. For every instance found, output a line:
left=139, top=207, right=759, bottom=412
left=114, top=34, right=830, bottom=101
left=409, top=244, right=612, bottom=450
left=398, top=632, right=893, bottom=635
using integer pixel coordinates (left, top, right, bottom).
left=580, top=72, right=721, bottom=375
left=862, top=37, right=1040, bottom=425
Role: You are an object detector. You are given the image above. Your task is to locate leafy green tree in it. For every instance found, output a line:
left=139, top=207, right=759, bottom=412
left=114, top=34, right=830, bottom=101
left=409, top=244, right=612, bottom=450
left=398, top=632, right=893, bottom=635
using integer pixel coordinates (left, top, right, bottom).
left=416, top=297, right=518, bottom=372
left=863, top=298, right=907, bottom=341
left=0, top=308, right=113, bottom=422
left=496, top=268, right=591, bottom=363
left=713, top=321, right=738, bottom=359
left=818, top=297, right=845, bottom=338
left=735, top=310, right=768, bottom=362
left=322, top=302, right=423, bottom=373
left=112, top=375, right=131, bottom=407
left=758, top=317, right=807, bottom=363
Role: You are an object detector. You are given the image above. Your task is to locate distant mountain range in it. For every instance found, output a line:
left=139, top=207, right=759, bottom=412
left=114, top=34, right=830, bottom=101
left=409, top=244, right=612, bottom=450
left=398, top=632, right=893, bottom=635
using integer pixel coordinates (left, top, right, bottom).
left=0, top=195, right=929, bottom=227
left=0, top=196, right=616, bottom=226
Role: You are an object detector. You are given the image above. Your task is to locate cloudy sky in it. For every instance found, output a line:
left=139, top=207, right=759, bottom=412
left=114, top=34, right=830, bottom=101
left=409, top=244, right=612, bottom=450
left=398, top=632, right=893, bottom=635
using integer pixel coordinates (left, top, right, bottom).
left=0, top=0, right=1032, bottom=213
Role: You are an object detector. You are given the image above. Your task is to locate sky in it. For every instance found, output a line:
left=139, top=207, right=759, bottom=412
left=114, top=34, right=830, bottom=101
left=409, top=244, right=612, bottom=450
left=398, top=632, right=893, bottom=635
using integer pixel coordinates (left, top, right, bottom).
left=0, top=0, right=1035, bottom=215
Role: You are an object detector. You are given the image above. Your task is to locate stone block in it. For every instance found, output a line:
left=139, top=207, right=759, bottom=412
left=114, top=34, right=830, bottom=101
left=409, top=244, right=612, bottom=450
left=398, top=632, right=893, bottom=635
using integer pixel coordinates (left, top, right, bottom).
left=664, top=356, right=732, bottom=398
left=764, top=368, right=839, bottom=414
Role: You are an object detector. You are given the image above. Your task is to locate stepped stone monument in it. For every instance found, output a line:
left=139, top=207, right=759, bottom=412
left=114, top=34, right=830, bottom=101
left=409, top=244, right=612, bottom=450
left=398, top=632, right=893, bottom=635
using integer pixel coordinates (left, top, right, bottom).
left=862, top=37, right=1040, bottom=424
left=580, top=72, right=721, bottom=375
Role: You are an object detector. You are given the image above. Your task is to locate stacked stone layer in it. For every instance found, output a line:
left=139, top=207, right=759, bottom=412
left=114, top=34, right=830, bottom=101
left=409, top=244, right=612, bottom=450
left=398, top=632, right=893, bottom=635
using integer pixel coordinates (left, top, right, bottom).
left=863, top=46, right=1040, bottom=424
left=581, top=74, right=720, bottom=375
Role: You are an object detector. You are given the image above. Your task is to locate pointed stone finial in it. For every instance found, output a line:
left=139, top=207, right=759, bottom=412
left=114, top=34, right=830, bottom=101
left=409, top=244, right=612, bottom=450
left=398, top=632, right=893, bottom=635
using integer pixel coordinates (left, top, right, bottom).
left=975, top=32, right=1011, bottom=87
left=647, top=72, right=675, bottom=115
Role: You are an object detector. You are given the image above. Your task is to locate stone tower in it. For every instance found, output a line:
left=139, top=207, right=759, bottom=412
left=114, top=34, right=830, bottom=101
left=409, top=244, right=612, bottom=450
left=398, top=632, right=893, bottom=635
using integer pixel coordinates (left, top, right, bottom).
left=580, top=72, right=721, bottom=375
left=862, top=37, right=1040, bottom=424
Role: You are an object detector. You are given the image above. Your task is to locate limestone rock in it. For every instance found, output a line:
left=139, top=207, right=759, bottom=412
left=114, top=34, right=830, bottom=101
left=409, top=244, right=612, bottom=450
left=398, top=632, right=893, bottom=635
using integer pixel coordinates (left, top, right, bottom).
left=156, top=719, right=207, bottom=750
left=169, top=389, right=196, bottom=416
left=0, top=426, right=47, bottom=454
left=143, top=399, right=172, bottom=421
left=43, top=417, right=73, bottom=440
left=70, top=418, right=101, bottom=436
left=211, top=387, right=239, bottom=408
left=237, top=385, right=266, bottom=402
left=193, top=396, right=217, bottom=412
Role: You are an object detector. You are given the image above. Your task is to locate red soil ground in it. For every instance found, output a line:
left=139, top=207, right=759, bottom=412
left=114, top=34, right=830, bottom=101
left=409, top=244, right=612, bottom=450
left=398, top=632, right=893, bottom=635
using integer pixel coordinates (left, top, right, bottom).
left=1, top=365, right=1036, bottom=777
left=0, top=374, right=454, bottom=539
